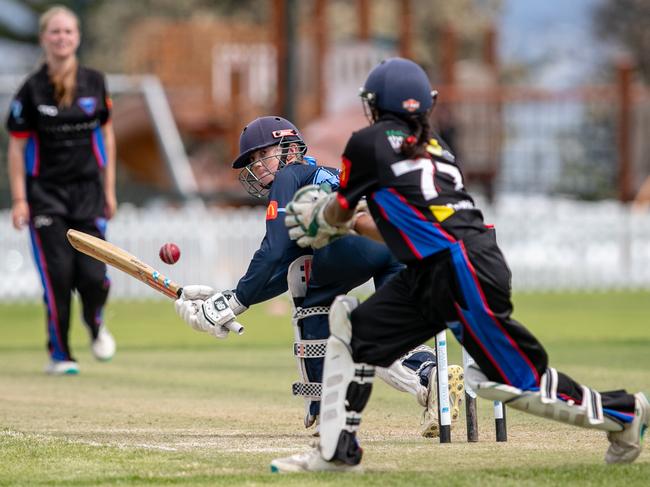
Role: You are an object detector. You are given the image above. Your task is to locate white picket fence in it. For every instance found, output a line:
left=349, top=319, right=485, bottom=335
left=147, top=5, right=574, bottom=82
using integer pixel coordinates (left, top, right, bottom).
left=2, top=196, right=650, bottom=302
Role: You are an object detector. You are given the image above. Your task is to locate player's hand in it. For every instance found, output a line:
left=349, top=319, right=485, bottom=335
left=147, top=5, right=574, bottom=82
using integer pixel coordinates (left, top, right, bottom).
left=175, top=288, right=244, bottom=339
left=285, top=185, right=348, bottom=249
left=11, top=199, right=29, bottom=230
left=104, top=190, right=117, bottom=220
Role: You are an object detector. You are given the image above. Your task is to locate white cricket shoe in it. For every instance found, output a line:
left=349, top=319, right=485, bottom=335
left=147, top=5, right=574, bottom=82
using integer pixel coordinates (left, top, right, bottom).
left=605, top=392, right=649, bottom=464
left=45, top=360, right=79, bottom=375
left=91, top=326, right=116, bottom=361
left=270, top=447, right=362, bottom=473
left=421, top=364, right=464, bottom=438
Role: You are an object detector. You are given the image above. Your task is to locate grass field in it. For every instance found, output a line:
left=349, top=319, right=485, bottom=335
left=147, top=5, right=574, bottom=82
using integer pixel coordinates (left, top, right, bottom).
left=1, top=292, right=649, bottom=486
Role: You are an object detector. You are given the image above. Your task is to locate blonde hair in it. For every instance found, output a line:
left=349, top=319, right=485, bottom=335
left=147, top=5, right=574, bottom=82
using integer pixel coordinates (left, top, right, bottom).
left=39, top=5, right=80, bottom=108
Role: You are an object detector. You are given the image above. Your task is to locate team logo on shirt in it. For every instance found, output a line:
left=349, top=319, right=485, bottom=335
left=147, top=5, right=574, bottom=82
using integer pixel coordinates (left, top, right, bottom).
left=11, top=100, right=23, bottom=121
left=78, top=97, right=97, bottom=115
left=266, top=200, right=279, bottom=220
left=402, top=98, right=421, bottom=112
left=385, top=129, right=406, bottom=153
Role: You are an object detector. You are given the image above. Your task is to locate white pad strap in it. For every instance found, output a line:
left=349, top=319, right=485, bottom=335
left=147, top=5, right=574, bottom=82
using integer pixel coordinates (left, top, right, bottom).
left=540, top=367, right=559, bottom=404
left=466, top=364, right=623, bottom=432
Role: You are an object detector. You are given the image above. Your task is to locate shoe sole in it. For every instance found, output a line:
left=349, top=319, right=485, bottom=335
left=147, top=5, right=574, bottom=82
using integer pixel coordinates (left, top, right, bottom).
left=422, top=365, right=464, bottom=438
left=46, top=369, right=79, bottom=376
left=270, top=462, right=362, bottom=473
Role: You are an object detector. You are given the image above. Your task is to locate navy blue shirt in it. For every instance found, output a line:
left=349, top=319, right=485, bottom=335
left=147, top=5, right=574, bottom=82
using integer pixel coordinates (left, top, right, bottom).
left=235, top=162, right=339, bottom=306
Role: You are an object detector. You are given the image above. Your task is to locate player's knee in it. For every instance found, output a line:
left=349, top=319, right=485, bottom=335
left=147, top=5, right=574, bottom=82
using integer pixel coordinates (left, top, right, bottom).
left=329, top=295, right=358, bottom=344
left=77, top=272, right=110, bottom=294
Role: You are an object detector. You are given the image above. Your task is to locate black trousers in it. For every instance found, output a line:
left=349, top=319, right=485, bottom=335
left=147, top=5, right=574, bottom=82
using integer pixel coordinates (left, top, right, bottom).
left=350, top=229, right=636, bottom=419
left=29, top=215, right=110, bottom=362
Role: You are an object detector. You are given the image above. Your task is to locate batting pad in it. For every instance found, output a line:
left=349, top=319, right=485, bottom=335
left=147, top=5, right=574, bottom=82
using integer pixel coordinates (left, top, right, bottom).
left=466, top=364, right=624, bottom=432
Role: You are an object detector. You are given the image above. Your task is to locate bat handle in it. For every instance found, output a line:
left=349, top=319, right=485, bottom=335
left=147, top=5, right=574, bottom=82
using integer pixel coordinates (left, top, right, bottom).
left=225, top=321, right=244, bottom=336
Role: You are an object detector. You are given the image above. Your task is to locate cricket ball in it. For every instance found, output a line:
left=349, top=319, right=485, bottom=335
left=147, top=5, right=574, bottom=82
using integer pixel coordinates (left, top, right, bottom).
left=159, top=243, right=181, bottom=265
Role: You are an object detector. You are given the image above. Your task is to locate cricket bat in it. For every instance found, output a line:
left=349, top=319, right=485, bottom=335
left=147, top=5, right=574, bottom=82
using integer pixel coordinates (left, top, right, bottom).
left=66, top=229, right=243, bottom=335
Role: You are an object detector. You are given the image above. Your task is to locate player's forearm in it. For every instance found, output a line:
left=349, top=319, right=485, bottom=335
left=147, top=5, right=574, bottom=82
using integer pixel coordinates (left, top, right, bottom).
left=8, top=137, right=27, bottom=201
left=102, top=122, right=116, bottom=196
left=324, top=195, right=354, bottom=227
left=353, top=213, right=384, bottom=243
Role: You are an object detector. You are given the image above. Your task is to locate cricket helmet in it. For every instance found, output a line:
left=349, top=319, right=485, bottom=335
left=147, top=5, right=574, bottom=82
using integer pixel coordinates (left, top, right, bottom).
left=360, top=57, right=437, bottom=117
left=232, top=116, right=307, bottom=198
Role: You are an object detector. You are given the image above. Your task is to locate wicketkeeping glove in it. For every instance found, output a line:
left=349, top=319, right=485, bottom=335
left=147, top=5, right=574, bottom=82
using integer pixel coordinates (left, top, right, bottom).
left=285, top=184, right=350, bottom=249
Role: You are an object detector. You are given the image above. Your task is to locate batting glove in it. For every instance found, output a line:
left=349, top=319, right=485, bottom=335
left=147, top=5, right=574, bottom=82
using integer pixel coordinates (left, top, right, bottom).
left=174, top=287, right=244, bottom=339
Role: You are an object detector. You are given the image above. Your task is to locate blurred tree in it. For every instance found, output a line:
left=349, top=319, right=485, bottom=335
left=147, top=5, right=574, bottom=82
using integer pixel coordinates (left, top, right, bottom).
left=83, top=0, right=265, bottom=72
left=595, top=0, right=650, bottom=82
left=0, top=0, right=97, bottom=44
left=323, top=0, right=502, bottom=81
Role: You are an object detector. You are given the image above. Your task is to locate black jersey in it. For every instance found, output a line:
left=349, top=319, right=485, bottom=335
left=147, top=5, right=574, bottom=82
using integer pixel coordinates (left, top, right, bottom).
left=337, top=114, right=487, bottom=264
left=6, top=64, right=111, bottom=184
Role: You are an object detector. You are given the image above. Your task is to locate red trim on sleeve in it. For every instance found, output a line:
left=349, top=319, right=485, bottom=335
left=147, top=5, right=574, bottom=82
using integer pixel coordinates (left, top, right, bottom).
left=340, top=156, right=351, bottom=188
left=9, top=131, right=32, bottom=139
left=336, top=192, right=350, bottom=210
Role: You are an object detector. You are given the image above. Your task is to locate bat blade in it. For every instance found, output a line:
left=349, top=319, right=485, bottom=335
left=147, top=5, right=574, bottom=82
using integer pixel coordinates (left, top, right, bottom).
left=66, top=229, right=181, bottom=299
left=66, top=230, right=245, bottom=336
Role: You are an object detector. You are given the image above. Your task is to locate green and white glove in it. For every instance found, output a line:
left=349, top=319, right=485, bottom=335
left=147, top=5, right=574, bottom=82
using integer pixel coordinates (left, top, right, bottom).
left=285, top=184, right=349, bottom=249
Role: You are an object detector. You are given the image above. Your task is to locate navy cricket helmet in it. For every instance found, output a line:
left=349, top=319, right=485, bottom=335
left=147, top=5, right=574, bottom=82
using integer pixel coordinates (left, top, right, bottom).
left=231, top=116, right=305, bottom=169
left=360, top=57, right=436, bottom=116
left=232, top=116, right=307, bottom=198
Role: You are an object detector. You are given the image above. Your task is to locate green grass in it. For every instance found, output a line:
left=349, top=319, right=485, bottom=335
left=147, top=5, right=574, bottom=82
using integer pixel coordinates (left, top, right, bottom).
left=0, top=292, right=649, bottom=486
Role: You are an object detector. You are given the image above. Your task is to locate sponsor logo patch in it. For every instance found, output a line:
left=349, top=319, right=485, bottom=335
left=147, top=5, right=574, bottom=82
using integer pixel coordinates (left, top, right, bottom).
left=78, top=97, right=97, bottom=116
left=340, top=157, right=352, bottom=188
left=272, top=129, right=298, bottom=138
left=402, top=98, right=420, bottom=112
left=33, top=215, right=53, bottom=228
left=37, top=105, right=58, bottom=116
left=266, top=200, right=279, bottom=220
left=427, top=138, right=456, bottom=162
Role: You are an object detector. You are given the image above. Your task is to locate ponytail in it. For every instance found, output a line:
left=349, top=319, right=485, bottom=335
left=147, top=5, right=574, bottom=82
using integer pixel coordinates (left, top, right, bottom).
left=50, top=58, right=78, bottom=108
left=400, top=113, right=432, bottom=159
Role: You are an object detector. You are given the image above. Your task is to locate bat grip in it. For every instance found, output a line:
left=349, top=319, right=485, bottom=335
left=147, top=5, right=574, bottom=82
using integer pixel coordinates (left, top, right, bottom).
left=225, top=321, right=245, bottom=335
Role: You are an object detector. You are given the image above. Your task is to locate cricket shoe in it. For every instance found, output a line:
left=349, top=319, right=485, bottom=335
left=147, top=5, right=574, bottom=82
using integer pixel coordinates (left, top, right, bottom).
left=605, top=392, right=649, bottom=464
left=421, top=364, right=464, bottom=438
left=45, top=360, right=79, bottom=375
left=270, top=447, right=362, bottom=473
left=91, top=326, right=116, bottom=361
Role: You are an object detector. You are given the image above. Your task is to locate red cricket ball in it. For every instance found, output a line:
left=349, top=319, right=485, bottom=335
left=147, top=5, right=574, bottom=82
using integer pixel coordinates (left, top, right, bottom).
left=159, top=243, right=181, bottom=265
